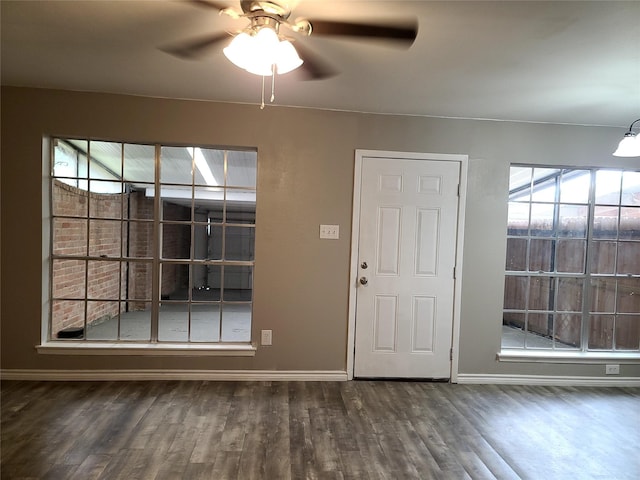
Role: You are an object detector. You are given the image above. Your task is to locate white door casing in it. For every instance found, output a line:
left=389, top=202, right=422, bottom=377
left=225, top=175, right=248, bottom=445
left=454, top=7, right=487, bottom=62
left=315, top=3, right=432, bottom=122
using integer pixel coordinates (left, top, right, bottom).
left=348, top=150, right=467, bottom=380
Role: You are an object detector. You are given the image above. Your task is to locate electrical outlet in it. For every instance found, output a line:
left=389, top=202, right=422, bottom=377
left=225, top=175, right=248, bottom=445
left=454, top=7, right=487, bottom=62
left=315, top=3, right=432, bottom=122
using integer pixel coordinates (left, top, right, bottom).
left=605, top=364, right=620, bottom=375
left=319, top=224, right=339, bottom=239
left=261, top=329, right=272, bottom=346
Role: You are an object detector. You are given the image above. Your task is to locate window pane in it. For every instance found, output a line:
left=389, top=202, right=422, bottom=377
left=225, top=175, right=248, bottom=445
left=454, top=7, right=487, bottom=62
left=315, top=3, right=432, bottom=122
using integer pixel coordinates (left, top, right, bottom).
left=203, top=226, right=223, bottom=261
left=615, top=315, right=640, bottom=350
left=509, top=167, right=532, bottom=196
left=529, top=239, right=554, bottom=272
left=590, top=278, right=616, bottom=313
left=85, top=300, right=120, bottom=340
left=193, top=224, right=211, bottom=261
left=530, top=203, right=555, bottom=237
left=125, top=262, right=153, bottom=301
left=224, top=266, right=253, bottom=300
left=89, top=141, right=122, bottom=180
left=87, top=260, right=121, bottom=300
left=66, top=140, right=89, bottom=179
left=162, top=223, right=191, bottom=259
left=590, top=241, right=616, bottom=274
left=52, top=259, right=86, bottom=299
left=560, top=170, right=590, bottom=204
left=503, top=312, right=525, bottom=329
left=52, top=181, right=88, bottom=217
left=554, top=313, right=581, bottom=349
left=595, top=170, right=621, bottom=205
left=227, top=208, right=256, bottom=224
left=593, top=206, right=618, bottom=239
left=88, top=219, right=122, bottom=257
left=556, top=278, right=583, bottom=311
left=161, top=263, right=189, bottom=300
left=557, top=204, right=587, bottom=238
left=526, top=312, right=552, bottom=347
left=128, top=188, right=155, bottom=220
left=617, top=278, right=640, bottom=313
left=120, top=301, right=151, bottom=341
left=53, top=140, right=82, bottom=179
left=555, top=239, right=585, bottom=273
left=619, top=207, right=640, bottom=240
left=203, top=265, right=222, bottom=291
left=531, top=169, right=559, bottom=202
left=589, top=315, right=614, bottom=349
left=164, top=199, right=191, bottom=222
left=161, top=146, right=193, bottom=185
left=194, top=186, right=224, bottom=212
left=158, top=303, right=188, bottom=341
left=124, top=143, right=155, bottom=183
left=225, top=226, right=255, bottom=261
left=506, top=238, right=527, bottom=271
left=51, top=299, right=85, bottom=339
left=127, top=222, right=154, bottom=259
left=507, top=202, right=530, bottom=236
left=89, top=188, right=124, bottom=219
left=227, top=150, right=257, bottom=188
left=621, top=171, right=640, bottom=206
left=221, top=304, right=252, bottom=342
left=53, top=218, right=87, bottom=256
left=617, top=242, right=640, bottom=275
left=193, top=148, right=224, bottom=187
left=504, top=276, right=528, bottom=309
left=190, top=303, right=220, bottom=342
left=529, top=277, right=553, bottom=310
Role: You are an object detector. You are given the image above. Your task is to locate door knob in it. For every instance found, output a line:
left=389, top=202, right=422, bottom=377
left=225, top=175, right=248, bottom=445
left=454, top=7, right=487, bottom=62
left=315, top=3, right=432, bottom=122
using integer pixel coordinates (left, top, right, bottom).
left=359, top=277, right=368, bottom=285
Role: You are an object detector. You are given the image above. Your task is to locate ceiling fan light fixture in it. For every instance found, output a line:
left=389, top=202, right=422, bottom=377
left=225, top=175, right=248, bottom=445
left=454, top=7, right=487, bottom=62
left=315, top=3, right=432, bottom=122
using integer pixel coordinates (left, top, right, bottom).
left=613, top=119, right=640, bottom=157
left=274, top=39, right=303, bottom=74
left=223, top=26, right=302, bottom=76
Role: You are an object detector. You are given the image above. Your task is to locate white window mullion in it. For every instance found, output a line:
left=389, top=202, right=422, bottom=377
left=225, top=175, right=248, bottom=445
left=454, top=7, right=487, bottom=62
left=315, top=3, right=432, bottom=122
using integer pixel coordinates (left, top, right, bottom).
left=150, top=144, right=162, bottom=343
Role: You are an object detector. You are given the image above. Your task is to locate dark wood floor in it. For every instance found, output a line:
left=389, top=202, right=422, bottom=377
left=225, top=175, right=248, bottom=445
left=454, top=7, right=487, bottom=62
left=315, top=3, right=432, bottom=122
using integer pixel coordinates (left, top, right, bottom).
left=1, top=380, right=639, bottom=479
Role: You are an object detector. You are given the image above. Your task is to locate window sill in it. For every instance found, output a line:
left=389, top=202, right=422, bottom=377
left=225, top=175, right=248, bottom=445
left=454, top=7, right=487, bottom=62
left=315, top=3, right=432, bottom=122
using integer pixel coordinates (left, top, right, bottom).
left=497, top=349, right=640, bottom=364
left=37, top=342, right=257, bottom=357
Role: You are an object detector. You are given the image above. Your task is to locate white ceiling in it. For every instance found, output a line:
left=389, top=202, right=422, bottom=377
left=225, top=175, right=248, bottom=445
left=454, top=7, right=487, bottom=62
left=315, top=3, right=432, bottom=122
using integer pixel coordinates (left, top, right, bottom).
left=2, top=0, right=639, bottom=127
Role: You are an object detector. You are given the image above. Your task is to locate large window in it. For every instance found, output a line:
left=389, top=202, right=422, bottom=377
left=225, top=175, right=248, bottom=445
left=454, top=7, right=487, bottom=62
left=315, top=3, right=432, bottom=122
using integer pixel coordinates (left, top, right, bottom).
left=49, top=138, right=256, bottom=344
left=502, top=166, right=640, bottom=353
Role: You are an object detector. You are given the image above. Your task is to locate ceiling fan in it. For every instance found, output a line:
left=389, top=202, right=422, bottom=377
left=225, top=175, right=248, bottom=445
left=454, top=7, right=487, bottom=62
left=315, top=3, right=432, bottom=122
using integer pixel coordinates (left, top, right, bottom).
left=162, top=0, right=419, bottom=81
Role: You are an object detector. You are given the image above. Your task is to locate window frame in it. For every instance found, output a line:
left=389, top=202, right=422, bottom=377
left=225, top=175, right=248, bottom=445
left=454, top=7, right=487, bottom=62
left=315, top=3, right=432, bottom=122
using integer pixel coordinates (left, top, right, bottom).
left=500, top=164, right=640, bottom=362
left=40, top=137, right=257, bottom=355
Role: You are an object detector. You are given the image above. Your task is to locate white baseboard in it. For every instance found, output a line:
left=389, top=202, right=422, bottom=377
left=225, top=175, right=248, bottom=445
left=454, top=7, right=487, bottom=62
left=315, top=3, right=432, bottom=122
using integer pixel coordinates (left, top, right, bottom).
left=0, top=369, right=349, bottom=382
left=456, top=373, right=640, bottom=387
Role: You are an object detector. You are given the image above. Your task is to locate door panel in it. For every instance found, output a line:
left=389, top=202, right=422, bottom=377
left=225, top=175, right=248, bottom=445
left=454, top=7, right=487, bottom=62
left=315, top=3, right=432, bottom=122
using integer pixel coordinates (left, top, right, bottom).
left=354, top=156, right=460, bottom=378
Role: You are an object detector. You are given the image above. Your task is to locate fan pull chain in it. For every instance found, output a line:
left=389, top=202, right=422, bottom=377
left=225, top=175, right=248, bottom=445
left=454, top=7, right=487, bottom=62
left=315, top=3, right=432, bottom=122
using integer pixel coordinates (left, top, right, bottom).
left=271, top=64, right=276, bottom=103
left=260, top=65, right=277, bottom=110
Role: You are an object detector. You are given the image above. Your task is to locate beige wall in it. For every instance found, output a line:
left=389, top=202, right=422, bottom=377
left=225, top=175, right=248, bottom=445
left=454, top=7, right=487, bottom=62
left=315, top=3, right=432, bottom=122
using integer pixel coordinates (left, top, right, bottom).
left=1, top=86, right=639, bottom=378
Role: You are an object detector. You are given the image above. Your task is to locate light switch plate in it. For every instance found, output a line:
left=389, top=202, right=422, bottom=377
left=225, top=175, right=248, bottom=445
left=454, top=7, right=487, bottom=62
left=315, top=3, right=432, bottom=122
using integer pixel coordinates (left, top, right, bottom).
left=261, top=329, right=272, bottom=346
left=320, top=224, right=339, bottom=239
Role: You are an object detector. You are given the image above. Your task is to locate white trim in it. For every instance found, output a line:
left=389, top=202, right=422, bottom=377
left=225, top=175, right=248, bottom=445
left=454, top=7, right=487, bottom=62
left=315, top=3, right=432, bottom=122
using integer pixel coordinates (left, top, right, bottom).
left=456, top=373, right=640, bottom=387
left=36, top=342, right=257, bottom=356
left=0, top=369, right=349, bottom=382
left=497, top=350, right=640, bottom=364
left=347, top=149, right=468, bottom=380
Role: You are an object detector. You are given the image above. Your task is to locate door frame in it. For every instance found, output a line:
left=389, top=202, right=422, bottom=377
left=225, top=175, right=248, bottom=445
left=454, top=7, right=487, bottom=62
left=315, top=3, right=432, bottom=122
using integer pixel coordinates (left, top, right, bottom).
left=347, top=150, right=468, bottom=381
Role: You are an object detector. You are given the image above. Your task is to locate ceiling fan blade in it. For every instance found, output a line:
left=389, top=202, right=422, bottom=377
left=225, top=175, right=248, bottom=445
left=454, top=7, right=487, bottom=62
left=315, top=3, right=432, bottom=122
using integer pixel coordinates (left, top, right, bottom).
left=188, top=0, right=229, bottom=11
left=160, top=32, right=231, bottom=59
left=293, top=42, right=338, bottom=80
left=308, top=19, right=418, bottom=47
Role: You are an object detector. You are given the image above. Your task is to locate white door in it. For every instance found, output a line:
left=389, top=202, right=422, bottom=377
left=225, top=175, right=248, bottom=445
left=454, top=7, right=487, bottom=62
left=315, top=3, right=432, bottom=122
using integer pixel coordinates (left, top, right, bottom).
left=353, top=155, right=461, bottom=378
